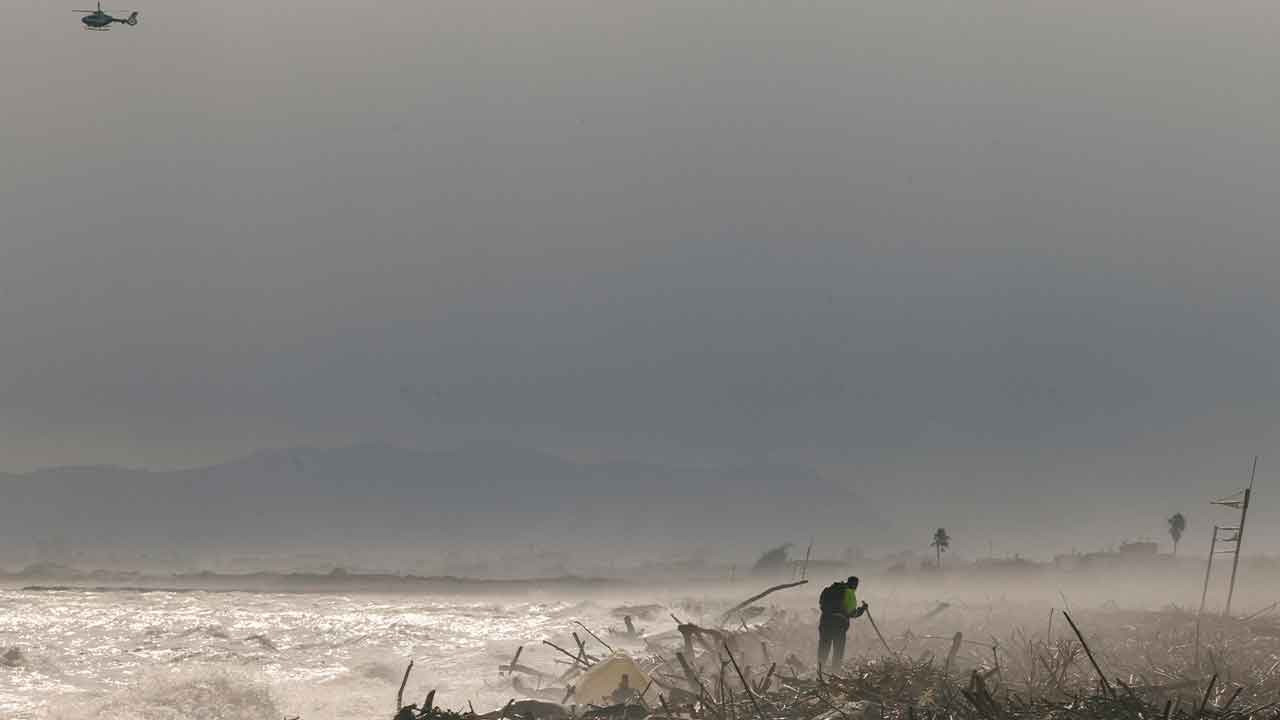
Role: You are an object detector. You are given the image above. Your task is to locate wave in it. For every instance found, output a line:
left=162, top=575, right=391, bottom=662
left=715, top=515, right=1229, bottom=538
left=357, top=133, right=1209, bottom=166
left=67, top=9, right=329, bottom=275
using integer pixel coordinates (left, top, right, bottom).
left=177, top=624, right=232, bottom=640
left=47, top=668, right=281, bottom=720
left=243, top=634, right=278, bottom=652
left=350, top=660, right=408, bottom=684
left=290, top=636, right=369, bottom=653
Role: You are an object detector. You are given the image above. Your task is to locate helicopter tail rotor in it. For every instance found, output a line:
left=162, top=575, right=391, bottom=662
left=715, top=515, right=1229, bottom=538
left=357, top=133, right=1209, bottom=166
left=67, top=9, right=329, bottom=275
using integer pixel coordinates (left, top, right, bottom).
left=125, top=11, right=137, bottom=24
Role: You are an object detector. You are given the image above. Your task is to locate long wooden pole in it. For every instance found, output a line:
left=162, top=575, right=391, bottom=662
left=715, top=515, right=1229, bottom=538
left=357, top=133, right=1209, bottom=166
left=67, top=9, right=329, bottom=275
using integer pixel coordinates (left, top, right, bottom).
left=1225, top=456, right=1258, bottom=618
left=717, top=580, right=807, bottom=624
left=1195, top=526, right=1218, bottom=671
left=1198, top=527, right=1219, bottom=617
left=864, top=607, right=896, bottom=656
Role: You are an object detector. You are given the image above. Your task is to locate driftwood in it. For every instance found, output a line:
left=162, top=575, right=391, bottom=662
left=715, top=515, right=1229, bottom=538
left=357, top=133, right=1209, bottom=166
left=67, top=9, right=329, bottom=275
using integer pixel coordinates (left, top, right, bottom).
left=1062, top=610, right=1113, bottom=697
left=477, top=700, right=570, bottom=720
left=1240, top=601, right=1279, bottom=623
left=574, top=621, right=616, bottom=654
left=1196, top=674, right=1217, bottom=720
left=944, top=631, right=963, bottom=675
left=724, top=641, right=766, bottom=720
left=397, top=660, right=414, bottom=712
left=569, top=632, right=601, bottom=667
left=543, top=640, right=593, bottom=669
left=718, top=581, right=808, bottom=624
left=676, top=651, right=707, bottom=695
left=390, top=605, right=1280, bottom=720
left=500, top=662, right=555, bottom=679
left=501, top=647, right=524, bottom=676
left=579, top=703, right=648, bottom=720
left=677, top=621, right=734, bottom=659
left=921, top=602, right=952, bottom=620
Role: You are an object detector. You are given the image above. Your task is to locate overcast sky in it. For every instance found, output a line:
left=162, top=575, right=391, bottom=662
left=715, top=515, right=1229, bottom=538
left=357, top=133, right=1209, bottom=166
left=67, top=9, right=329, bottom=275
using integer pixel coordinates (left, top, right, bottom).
left=3, top=0, right=1280, bottom=548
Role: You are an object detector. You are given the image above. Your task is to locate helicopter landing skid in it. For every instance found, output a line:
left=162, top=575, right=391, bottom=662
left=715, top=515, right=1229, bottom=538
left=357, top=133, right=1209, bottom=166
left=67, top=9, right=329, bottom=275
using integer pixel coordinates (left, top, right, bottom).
left=83, top=26, right=110, bottom=30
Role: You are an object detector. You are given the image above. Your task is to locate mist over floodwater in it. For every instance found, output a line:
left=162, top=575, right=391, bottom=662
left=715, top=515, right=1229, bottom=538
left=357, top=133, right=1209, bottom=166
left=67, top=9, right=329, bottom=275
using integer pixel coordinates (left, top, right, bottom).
left=3, top=557, right=1279, bottom=719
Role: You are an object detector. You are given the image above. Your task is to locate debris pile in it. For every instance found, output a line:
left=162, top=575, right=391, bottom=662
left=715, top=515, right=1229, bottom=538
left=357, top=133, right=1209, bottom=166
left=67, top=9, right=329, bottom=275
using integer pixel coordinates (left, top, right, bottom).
left=390, top=585, right=1280, bottom=720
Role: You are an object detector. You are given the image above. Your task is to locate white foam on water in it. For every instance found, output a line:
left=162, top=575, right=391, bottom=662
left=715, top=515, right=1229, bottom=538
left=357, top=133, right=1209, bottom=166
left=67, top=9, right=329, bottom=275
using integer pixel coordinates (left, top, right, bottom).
left=46, top=668, right=280, bottom=720
left=0, top=589, right=616, bottom=719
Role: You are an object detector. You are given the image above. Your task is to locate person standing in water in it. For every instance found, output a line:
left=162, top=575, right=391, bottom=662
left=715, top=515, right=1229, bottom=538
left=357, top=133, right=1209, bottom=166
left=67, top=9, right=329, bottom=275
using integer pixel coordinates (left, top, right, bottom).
left=817, top=575, right=867, bottom=671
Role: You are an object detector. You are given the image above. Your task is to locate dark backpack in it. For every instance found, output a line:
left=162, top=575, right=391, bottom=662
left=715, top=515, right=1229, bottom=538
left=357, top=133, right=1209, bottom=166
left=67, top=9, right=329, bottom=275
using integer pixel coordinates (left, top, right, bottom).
left=818, top=582, right=847, bottom=614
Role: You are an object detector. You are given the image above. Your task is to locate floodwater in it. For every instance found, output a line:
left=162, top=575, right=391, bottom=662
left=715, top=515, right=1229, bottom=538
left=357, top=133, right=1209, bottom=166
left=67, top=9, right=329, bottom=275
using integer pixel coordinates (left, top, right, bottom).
left=0, top=588, right=619, bottom=719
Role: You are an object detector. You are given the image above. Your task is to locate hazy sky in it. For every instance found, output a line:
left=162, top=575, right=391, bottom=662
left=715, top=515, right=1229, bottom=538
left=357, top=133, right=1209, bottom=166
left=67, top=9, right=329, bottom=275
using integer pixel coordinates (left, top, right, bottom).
left=4, top=0, right=1280, bottom=545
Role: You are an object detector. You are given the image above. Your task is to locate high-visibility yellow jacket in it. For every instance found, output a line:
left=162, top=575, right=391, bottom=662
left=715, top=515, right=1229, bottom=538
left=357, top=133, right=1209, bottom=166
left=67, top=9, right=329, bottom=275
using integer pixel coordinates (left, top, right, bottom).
left=842, top=588, right=858, bottom=615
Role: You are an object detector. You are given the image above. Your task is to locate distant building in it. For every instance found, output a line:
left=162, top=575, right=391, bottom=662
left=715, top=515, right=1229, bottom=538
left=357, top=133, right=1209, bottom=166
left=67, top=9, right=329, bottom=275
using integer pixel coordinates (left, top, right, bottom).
left=1119, top=540, right=1158, bottom=556
left=973, top=554, right=1039, bottom=575
left=1054, top=540, right=1163, bottom=571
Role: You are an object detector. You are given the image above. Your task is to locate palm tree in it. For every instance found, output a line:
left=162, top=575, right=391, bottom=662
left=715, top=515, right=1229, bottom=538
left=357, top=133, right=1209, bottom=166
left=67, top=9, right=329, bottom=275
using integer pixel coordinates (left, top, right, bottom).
left=931, top=528, right=951, bottom=569
left=1168, top=513, right=1187, bottom=556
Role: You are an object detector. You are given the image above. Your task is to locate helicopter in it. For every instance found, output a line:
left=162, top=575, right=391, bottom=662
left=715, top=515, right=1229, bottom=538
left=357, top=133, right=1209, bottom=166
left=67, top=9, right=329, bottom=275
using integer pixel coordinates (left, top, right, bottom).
left=74, top=1, right=138, bottom=29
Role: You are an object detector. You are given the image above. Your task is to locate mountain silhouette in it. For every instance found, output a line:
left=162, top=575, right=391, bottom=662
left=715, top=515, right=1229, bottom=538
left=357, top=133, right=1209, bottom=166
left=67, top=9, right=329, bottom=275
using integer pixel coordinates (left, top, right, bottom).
left=0, top=444, right=864, bottom=554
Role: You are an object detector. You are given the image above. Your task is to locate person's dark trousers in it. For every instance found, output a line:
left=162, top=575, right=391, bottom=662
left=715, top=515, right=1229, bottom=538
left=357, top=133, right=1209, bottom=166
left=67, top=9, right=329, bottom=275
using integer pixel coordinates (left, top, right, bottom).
left=817, top=613, right=850, bottom=669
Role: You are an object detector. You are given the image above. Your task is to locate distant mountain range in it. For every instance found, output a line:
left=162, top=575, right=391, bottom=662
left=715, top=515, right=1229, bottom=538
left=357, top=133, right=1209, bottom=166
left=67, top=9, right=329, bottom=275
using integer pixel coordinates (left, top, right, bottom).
left=0, top=444, right=865, bottom=553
